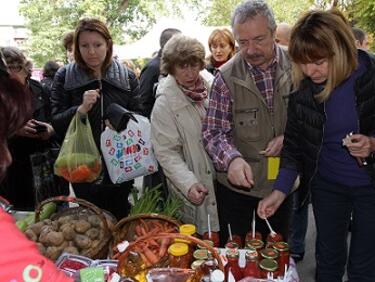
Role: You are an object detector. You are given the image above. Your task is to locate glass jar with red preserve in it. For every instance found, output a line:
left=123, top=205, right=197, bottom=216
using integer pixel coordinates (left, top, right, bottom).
left=224, top=248, right=243, bottom=282
left=225, top=241, right=239, bottom=254
left=245, top=230, right=262, bottom=244
left=259, top=258, right=278, bottom=279
left=246, top=239, right=264, bottom=256
left=260, top=248, right=280, bottom=278
left=203, top=231, right=220, bottom=247
left=273, top=242, right=289, bottom=276
left=266, top=232, right=283, bottom=248
left=242, top=249, right=260, bottom=278
left=229, top=234, right=243, bottom=248
left=168, top=242, right=191, bottom=269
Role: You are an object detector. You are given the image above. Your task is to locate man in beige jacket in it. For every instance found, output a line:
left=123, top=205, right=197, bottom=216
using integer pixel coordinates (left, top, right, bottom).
left=202, top=0, right=293, bottom=245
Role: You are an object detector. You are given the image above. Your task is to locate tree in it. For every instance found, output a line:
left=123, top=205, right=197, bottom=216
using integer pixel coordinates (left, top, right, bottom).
left=350, top=0, right=375, bottom=49
left=315, top=0, right=375, bottom=51
left=203, top=0, right=314, bottom=27
left=19, top=0, right=203, bottom=66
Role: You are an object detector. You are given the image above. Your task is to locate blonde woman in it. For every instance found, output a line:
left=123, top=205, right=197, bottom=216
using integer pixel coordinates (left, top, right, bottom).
left=258, top=10, right=375, bottom=281
left=206, top=28, right=236, bottom=74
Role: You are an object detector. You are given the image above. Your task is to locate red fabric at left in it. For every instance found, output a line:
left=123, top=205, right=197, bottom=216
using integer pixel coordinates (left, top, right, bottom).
left=0, top=209, right=73, bottom=282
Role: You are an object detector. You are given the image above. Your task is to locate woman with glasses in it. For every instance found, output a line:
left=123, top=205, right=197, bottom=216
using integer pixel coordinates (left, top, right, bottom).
left=0, top=47, right=60, bottom=211
left=151, top=34, right=219, bottom=237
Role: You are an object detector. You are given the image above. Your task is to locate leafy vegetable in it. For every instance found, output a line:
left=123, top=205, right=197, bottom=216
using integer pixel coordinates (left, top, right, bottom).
left=160, top=195, right=183, bottom=219
left=130, top=184, right=163, bottom=215
left=130, top=184, right=182, bottom=218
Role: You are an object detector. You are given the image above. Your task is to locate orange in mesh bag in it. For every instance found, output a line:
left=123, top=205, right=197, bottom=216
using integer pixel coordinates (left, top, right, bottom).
left=54, top=113, right=102, bottom=183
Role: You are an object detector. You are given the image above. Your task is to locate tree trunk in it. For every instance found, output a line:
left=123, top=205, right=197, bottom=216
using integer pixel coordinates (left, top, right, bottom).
left=119, top=0, right=129, bottom=13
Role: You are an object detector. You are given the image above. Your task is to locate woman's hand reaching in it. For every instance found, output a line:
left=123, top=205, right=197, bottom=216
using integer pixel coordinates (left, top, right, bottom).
left=257, top=190, right=286, bottom=219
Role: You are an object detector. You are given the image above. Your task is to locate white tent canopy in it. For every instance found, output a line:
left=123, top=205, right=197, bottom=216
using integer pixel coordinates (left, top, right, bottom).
left=114, top=18, right=229, bottom=60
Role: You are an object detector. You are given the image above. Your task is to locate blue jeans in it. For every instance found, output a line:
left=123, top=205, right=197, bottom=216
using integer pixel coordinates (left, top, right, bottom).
left=289, top=189, right=309, bottom=255
left=311, top=174, right=375, bottom=282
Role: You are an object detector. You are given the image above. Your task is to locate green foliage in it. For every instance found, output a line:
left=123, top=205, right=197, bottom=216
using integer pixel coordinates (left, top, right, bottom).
left=203, top=0, right=314, bottom=27
left=268, top=0, right=314, bottom=25
left=350, top=0, right=375, bottom=51
left=203, top=0, right=241, bottom=26
left=18, top=0, right=194, bottom=67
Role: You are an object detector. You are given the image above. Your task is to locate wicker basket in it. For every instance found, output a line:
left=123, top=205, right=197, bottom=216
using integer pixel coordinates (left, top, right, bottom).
left=117, top=232, right=224, bottom=280
left=112, top=213, right=180, bottom=246
left=35, top=196, right=113, bottom=260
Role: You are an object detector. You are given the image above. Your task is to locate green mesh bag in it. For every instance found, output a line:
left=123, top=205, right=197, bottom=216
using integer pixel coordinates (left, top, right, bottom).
left=54, top=113, right=102, bottom=183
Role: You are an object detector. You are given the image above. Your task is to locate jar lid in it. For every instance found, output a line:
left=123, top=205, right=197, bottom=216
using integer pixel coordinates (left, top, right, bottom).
left=259, top=258, right=278, bottom=272
left=168, top=243, right=189, bottom=256
left=193, top=249, right=208, bottom=260
left=224, top=241, right=239, bottom=250
left=245, top=249, right=258, bottom=260
left=273, top=241, right=289, bottom=252
left=247, top=239, right=264, bottom=249
left=225, top=247, right=239, bottom=258
left=191, top=259, right=205, bottom=270
left=260, top=248, right=279, bottom=259
left=210, top=269, right=225, bottom=282
left=198, top=239, right=214, bottom=249
left=174, top=238, right=191, bottom=244
left=179, top=224, right=197, bottom=235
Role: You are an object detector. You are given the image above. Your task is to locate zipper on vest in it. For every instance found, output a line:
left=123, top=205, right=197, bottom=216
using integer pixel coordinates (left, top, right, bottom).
left=305, top=102, right=326, bottom=206
left=270, top=110, right=276, bottom=137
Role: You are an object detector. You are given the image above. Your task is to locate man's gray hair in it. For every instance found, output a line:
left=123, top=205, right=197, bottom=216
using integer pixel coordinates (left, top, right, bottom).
left=231, top=0, right=276, bottom=32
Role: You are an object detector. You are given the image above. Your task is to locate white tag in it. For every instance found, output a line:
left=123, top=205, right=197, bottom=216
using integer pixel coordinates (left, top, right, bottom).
left=117, top=240, right=129, bottom=253
left=109, top=273, right=121, bottom=282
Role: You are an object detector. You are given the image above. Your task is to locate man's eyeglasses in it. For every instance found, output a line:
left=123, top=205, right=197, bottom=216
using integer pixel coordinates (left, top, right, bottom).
left=7, top=64, right=23, bottom=73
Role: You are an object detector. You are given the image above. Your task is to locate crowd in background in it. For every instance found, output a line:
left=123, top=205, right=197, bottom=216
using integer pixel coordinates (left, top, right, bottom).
left=0, top=0, right=375, bottom=281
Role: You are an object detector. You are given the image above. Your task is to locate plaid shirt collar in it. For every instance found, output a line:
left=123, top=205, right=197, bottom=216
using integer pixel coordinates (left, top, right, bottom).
left=246, top=44, right=279, bottom=74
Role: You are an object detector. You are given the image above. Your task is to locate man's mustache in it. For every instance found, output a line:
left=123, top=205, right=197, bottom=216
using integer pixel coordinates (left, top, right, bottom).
left=246, top=54, right=264, bottom=60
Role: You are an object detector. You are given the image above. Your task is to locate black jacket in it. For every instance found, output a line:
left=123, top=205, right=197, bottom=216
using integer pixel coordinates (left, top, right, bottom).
left=281, top=50, right=375, bottom=205
left=0, top=79, right=52, bottom=210
left=138, top=51, right=161, bottom=117
left=51, top=60, right=140, bottom=147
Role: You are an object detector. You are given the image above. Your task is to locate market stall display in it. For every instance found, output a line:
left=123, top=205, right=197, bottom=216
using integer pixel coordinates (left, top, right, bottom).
left=112, top=213, right=180, bottom=248
left=116, top=232, right=224, bottom=281
left=23, top=196, right=113, bottom=260
left=12, top=195, right=300, bottom=281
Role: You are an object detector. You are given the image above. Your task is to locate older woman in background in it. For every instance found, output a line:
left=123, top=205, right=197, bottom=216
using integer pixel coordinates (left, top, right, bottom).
left=151, top=34, right=219, bottom=240
left=206, top=28, right=236, bottom=74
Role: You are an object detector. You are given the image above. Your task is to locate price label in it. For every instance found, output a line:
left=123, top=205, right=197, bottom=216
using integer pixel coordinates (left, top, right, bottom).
left=267, top=157, right=280, bottom=180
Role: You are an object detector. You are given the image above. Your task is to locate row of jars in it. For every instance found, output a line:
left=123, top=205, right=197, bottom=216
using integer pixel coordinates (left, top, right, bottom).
left=167, top=224, right=290, bottom=281
left=224, top=239, right=290, bottom=281
left=167, top=224, right=224, bottom=281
